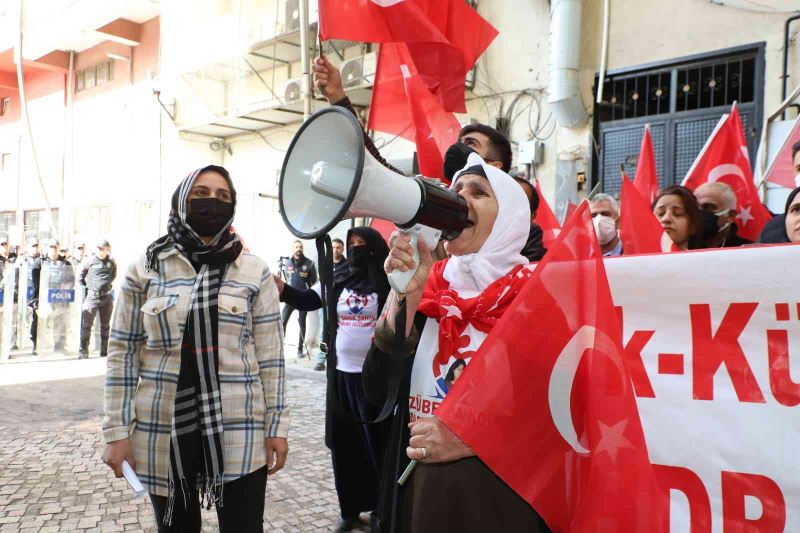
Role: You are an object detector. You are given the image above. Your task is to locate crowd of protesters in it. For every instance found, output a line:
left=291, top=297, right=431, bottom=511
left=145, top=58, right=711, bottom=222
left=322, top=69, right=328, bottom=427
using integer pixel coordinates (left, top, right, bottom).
left=91, top=57, right=800, bottom=533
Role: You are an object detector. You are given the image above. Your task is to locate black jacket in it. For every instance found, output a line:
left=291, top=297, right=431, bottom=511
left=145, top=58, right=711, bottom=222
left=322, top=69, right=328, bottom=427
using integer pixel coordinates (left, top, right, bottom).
left=80, top=255, right=117, bottom=294
left=720, top=223, right=753, bottom=247
left=362, top=313, right=427, bottom=533
left=280, top=255, right=317, bottom=289
left=758, top=214, right=788, bottom=244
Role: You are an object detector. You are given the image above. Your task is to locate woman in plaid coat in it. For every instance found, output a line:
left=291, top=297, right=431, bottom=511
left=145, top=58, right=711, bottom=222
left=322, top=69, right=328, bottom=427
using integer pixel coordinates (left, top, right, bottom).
left=101, top=165, right=290, bottom=532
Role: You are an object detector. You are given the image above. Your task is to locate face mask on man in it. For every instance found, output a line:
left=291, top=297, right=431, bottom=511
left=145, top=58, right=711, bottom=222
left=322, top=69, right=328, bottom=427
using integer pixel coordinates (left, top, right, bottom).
left=701, top=209, right=731, bottom=239
left=795, top=174, right=800, bottom=188
left=592, top=215, right=618, bottom=245
left=443, top=142, right=477, bottom=182
left=187, top=198, right=234, bottom=237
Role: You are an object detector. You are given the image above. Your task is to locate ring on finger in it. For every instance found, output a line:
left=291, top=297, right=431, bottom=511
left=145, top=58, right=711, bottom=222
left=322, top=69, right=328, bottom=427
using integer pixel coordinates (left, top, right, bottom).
left=421, top=447, right=427, bottom=459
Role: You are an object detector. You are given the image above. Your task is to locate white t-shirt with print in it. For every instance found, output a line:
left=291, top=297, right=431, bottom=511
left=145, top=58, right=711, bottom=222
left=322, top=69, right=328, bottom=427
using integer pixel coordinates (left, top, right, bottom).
left=313, top=284, right=379, bottom=373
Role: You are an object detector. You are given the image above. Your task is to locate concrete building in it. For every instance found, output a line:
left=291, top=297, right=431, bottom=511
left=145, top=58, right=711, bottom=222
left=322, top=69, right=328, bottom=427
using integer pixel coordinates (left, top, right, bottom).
left=0, top=0, right=798, bottom=273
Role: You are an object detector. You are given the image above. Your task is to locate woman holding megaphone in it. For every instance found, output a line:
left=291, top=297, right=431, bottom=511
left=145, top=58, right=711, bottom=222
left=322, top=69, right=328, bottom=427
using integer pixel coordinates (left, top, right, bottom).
left=363, top=154, right=550, bottom=533
left=102, top=165, right=289, bottom=532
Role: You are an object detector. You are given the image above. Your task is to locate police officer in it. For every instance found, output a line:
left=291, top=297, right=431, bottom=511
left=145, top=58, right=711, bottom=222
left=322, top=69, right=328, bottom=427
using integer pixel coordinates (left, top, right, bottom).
left=280, top=240, right=317, bottom=357
left=78, top=239, right=116, bottom=358
left=31, top=239, right=74, bottom=354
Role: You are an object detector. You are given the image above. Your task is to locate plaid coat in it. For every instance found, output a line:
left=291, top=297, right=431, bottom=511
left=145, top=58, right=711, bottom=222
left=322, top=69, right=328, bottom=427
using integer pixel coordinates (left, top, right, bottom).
left=102, top=247, right=290, bottom=496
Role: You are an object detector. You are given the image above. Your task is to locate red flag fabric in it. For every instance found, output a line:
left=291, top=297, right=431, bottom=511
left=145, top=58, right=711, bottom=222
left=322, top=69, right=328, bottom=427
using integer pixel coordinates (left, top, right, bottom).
left=369, top=218, right=396, bottom=243
left=619, top=174, right=676, bottom=254
left=367, top=43, right=461, bottom=181
left=634, top=125, right=659, bottom=205
left=562, top=200, right=578, bottom=225
left=436, top=202, right=666, bottom=532
left=764, top=114, right=800, bottom=189
left=319, top=0, right=496, bottom=112
left=533, top=180, right=561, bottom=248
left=318, top=0, right=447, bottom=50
left=682, top=103, right=772, bottom=241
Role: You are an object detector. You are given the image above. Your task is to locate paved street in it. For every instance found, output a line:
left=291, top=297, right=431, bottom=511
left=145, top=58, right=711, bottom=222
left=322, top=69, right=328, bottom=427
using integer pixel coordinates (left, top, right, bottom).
left=0, top=353, right=371, bottom=532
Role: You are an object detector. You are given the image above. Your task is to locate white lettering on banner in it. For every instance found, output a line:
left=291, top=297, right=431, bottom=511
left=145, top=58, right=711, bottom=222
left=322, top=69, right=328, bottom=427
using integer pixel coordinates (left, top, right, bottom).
left=605, top=244, right=800, bottom=532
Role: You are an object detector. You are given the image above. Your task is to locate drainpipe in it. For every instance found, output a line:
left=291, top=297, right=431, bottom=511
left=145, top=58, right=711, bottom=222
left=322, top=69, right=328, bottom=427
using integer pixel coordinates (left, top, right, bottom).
left=781, top=13, right=800, bottom=119
left=548, top=0, right=589, bottom=128
left=15, top=0, right=58, bottom=238
left=596, top=0, right=610, bottom=104
left=298, top=0, right=311, bottom=120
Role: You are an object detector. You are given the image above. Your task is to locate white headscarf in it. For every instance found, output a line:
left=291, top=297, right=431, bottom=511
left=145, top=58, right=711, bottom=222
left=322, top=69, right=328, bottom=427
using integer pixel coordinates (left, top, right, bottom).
left=442, top=152, right=530, bottom=293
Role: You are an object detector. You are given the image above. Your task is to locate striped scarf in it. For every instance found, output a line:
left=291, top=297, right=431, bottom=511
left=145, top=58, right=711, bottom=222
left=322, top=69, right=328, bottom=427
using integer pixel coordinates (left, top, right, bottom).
left=145, top=166, right=242, bottom=524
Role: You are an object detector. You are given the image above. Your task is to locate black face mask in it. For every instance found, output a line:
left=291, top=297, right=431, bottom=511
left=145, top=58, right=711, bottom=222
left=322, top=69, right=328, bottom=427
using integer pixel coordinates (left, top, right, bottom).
left=701, top=210, right=720, bottom=240
left=443, top=142, right=477, bottom=182
left=187, top=198, right=234, bottom=237
left=348, top=245, right=371, bottom=273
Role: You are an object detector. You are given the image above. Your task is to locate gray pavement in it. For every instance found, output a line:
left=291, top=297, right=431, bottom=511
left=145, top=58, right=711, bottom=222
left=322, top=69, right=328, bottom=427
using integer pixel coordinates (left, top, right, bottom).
left=0, top=354, right=371, bottom=532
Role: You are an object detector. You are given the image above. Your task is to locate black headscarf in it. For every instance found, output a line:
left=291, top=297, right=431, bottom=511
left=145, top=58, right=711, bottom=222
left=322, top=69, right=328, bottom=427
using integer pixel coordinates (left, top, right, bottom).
left=758, top=186, right=800, bottom=244
left=337, top=226, right=390, bottom=311
left=145, top=165, right=243, bottom=273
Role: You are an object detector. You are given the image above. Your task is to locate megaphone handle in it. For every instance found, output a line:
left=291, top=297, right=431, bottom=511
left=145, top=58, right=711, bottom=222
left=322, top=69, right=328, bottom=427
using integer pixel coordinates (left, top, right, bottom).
left=388, top=225, right=441, bottom=294
left=387, top=232, right=420, bottom=294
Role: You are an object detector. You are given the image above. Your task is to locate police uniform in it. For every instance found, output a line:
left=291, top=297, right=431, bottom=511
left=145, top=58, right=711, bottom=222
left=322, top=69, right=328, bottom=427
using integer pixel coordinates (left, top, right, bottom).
left=79, top=247, right=117, bottom=357
left=280, top=254, right=317, bottom=354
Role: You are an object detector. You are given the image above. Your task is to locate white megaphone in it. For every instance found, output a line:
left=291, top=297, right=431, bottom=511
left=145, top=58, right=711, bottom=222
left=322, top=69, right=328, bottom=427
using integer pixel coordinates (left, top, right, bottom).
left=279, top=107, right=470, bottom=293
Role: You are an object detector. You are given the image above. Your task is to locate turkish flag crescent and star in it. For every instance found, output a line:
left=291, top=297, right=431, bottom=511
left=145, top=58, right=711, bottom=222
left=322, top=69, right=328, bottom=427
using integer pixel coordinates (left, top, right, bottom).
left=436, top=202, right=667, bottom=533
left=682, top=103, right=772, bottom=241
left=533, top=180, right=562, bottom=249
left=619, top=174, right=677, bottom=254
left=367, top=42, right=461, bottom=181
left=633, top=125, right=659, bottom=205
left=763, top=113, right=800, bottom=189
left=319, top=0, right=497, bottom=112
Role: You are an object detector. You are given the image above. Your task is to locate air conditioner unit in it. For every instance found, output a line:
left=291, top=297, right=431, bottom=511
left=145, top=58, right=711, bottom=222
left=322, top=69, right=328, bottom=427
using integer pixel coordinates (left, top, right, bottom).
left=284, top=78, right=302, bottom=103
left=341, top=52, right=377, bottom=89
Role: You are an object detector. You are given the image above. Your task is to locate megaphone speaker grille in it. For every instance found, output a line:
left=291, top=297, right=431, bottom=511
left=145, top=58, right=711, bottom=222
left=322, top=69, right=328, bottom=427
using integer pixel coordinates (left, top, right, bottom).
left=279, top=107, right=365, bottom=239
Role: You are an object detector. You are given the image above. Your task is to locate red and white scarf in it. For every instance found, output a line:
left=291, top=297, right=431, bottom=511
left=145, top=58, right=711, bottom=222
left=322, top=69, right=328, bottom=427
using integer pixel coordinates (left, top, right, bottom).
left=418, top=259, right=535, bottom=368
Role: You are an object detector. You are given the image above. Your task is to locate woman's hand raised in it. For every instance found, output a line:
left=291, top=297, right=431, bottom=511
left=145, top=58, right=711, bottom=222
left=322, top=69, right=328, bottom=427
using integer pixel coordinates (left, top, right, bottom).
left=384, top=231, right=434, bottom=296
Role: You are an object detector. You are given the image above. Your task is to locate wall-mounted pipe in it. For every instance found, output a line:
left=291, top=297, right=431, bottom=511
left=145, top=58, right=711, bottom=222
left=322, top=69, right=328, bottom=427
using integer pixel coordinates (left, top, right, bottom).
left=596, top=0, right=610, bottom=104
left=781, top=13, right=800, bottom=119
left=548, top=0, right=588, bottom=128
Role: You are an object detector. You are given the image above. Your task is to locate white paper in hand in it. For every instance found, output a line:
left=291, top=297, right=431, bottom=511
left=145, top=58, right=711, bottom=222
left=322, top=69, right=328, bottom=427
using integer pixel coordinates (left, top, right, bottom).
left=121, top=461, right=145, bottom=498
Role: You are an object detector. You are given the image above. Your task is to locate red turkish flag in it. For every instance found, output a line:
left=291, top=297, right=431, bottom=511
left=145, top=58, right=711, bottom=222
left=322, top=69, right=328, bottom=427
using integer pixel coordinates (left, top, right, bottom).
left=619, top=174, right=676, bottom=254
left=369, top=218, right=396, bottom=243
left=533, top=180, right=562, bottom=248
left=319, top=0, right=496, bottom=112
left=682, top=103, right=772, bottom=241
left=367, top=43, right=461, bottom=181
left=436, top=202, right=666, bottom=532
left=634, top=125, right=659, bottom=205
left=764, top=114, right=800, bottom=189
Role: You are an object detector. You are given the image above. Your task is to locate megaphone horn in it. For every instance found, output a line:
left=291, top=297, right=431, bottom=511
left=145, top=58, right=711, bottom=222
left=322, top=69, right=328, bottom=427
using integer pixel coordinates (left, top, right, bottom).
left=279, top=107, right=471, bottom=292
left=279, top=107, right=469, bottom=240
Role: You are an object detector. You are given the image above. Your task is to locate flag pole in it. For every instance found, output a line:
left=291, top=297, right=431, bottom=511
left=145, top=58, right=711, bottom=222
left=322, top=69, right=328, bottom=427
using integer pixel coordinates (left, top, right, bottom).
left=299, top=0, right=312, bottom=120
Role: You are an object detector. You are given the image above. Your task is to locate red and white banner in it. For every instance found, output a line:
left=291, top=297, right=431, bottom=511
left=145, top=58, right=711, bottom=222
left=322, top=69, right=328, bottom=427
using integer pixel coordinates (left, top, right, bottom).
left=606, top=244, right=799, bottom=532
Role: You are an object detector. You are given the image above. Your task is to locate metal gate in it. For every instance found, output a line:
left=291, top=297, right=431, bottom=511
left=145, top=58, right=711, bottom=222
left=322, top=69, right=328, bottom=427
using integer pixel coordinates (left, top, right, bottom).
left=594, top=44, right=765, bottom=197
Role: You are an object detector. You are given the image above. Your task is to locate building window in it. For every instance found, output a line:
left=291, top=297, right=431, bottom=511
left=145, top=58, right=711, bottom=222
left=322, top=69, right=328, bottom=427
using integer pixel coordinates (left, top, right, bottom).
left=24, top=209, right=59, bottom=242
left=72, top=205, right=112, bottom=238
left=596, top=49, right=758, bottom=122
left=75, top=60, right=115, bottom=93
left=0, top=211, right=15, bottom=238
left=0, top=97, right=10, bottom=116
